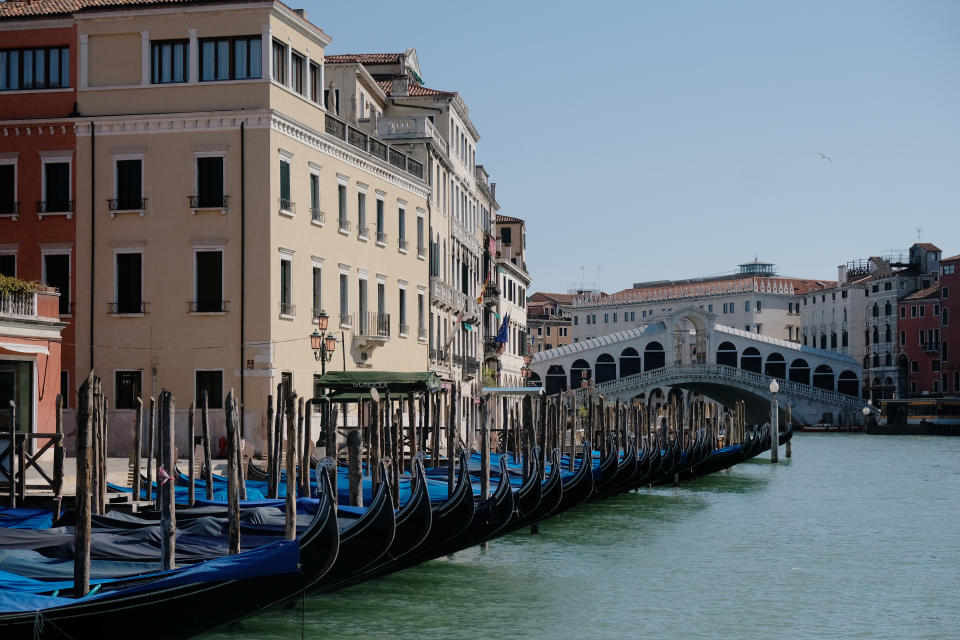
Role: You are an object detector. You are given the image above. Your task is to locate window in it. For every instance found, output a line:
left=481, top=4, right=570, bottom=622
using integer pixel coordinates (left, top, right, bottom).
left=43, top=252, right=70, bottom=315
left=920, top=305, right=925, bottom=318
left=417, top=292, right=425, bottom=339
left=114, top=252, right=143, bottom=313
left=417, top=215, right=425, bottom=254
left=271, top=40, right=287, bottom=84
left=200, top=36, right=261, bottom=81
left=312, top=265, right=322, bottom=318
left=934, top=304, right=940, bottom=316
left=501, top=227, right=512, bottom=244
left=933, top=360, right=941, bottom=372
left=279, top=159, right=292, bottom=212
left=291, top=51, right=304, bottom=94
left=151, top=40, right=188, bottom=84
left=357, top=192, right=366, bottom=236
left=196, top=156, right=224, bottom=208
left=339, top=273, right=349, bottom=325
left=944, top=287, right=950, bottom=299
left=309, top=173, right=320, bottom=221
left=279, top=257, right=292, bottom=316
left=842, top=331, right=849, bottom=347
left=399, top=287, right=407, bottom=334
left=911, top=305, right=917, bottom=318
left=546, top=326, right=551, bottom=337
left=338, top=184, right=347, bottom=227
left=613, top=313, right=617, bottom=323
left=194, top=249, right=223, bottom=312
left=42, top=160, right=70, bottom=212
left=114, top=158, right=143, bottom=210
left=943, top=309, right=949, bottom=326
left=604, top=313, right=609, bottom=323
left=757, top=300, right=762, bottom=312
left=911, top=361, right=918, bottom=373
left=841, top=290, right=848, bottom=298
left=398, top=206, right=406, bottom=247
left=376, top=199, right=385, bottom=243
left=115, top=370, right=142, bottom=409
left=0, top=47, right=70, bottom=90
left=574, top=316, right=578, bottom=326
left=943, top=264, right=955, bottom=276
left=0, top=161, right=15, bottom=215
left=309, top=62, right=322, bottom=102
left=195, top=370, right=223, bottom=409
left=900, top=306, right=906, bottom=318
left=0, top=253, right=14, bottom=277
left=900, top=331, right=905, bottom=346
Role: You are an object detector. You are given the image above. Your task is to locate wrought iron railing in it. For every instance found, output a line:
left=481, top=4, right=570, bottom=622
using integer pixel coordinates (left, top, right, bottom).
left=0, top=202, right=19, bottom=215
left=311, top=207, right=325, bottom=224
left=108, top=301, right=148, bottom=314
left=188, top=300, right=229, bottom=313
left=279, top=301, right=296, bottom=316
left=108, top=197, right=147, bottom=211
left=36, top=200, right=75, bottom=213
left=356, top=311, right=391, bottom=338
left=398, top=238, right=409, bottom=251
left=358, top=225, right=369, bottom=238
left=338, top=217, right=352, bottom=232
left=279, top=197, right=295, bottom=213
left=189, top=195, right=229, bottom=209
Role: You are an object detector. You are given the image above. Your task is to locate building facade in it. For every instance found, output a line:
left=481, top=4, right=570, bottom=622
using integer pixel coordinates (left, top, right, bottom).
left=527, top=292, right=574, bottom=354
left=487, top=214, right=530, bottom=387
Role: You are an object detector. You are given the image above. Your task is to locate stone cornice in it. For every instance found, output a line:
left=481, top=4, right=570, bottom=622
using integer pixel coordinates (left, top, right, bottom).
left=75, top=110, right=272, bottom=136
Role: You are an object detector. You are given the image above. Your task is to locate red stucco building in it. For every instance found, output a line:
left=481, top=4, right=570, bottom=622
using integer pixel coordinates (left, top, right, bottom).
left=0, top=16, right=78, bottom=408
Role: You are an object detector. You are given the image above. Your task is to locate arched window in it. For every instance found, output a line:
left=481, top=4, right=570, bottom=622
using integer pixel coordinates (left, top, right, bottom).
left=643, top=341, right=665, bottom=371
left=570, top=359, right=591, bottom=388
left=595, top=353, right=616, bottom=383
left=545, top=365, right=567, bottom=395
left=830, top=332, right=837, bottom=348
left=789, top=358, right=810, bottom=385
left=716, top=342, right=738, bottom=367
left=620, top=347, right=642, bottom=377
left=865, top=330, right=870, bottom=346
left=863, top=356, right=870, bottom=369
left=842, top=331, right=848, bottom=347
left=885, top=301, right=892, bottom=315
left=885, top=354, right=892, bottom=367
left=885, top=326, right=892, bottom=342
left=813, top=364, right=834, bottom=391
left=820, top=334, right=827, bottom=349
left=740, top=347, right=762, bottom=373
left=837, top=370, right=859, bottom=396
left=765, top=352, right=786, bottom=378
left=873, top=303, right=879, bottom=317
left=872, top=354, right=880, bottom=368
left=872, top=327, right=879, bottom=344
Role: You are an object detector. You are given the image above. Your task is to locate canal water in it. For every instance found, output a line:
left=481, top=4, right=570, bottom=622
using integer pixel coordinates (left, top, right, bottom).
left=201, top=434, right=960, bottom=639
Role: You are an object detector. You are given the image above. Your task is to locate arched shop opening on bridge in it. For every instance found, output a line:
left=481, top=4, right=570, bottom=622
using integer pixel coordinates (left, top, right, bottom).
left=595, top=353, right=616, bottom=383
left=620, top=347, right=642, bottom=377
left=545, top=365, right=567, bottom=395
left=644, top=341, right=665, bottom=371
left=570, top=359, right=591, bottom=387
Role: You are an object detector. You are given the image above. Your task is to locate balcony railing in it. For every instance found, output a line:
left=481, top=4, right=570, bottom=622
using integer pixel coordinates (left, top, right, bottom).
left=325, top=115, right=346, bottom=139
left=279, top=198, right=295, bottom=213
left=398, top=238, right=409, bottom=252
left=465, top=358, right=480, bottom=376
left=356, top=311, right=391, bottom=338
left=279, top=301, right=296, bottom=317
left=398, top=323, right=409, bottom=336
left=340, top=313, right=352, bottom=327
left=189, top=195, right=229, bottom=210
left=108, top=197, right=147, bottom=212
left=453, top=354, right=465, bottom=367
left=484, top=338, right=501, bottom=354
left=108, top=301, right=148, bottom=314
left=36, top=200, right=75, bottom=214
left=369, top=139, right=388, bottom=162
left=311, top=207, right=325, bottom=224
left=0, top=291, right=36, bottom=317
left=358, top=225, right=369, bottom=238
left=377, top=231, right=388, bottom=244
left=417, top=244, right=426, bottom=259
left=338, top=218, right=352, bottom=232
left=0, top=202, right=20, bottom=216
left=324, top=113, right=426, bottom=182
left=347, top=127, right=368, bottom=151
left=418, top=325, right=427, bottom=340
left=188, top=300, right=229, bottom=313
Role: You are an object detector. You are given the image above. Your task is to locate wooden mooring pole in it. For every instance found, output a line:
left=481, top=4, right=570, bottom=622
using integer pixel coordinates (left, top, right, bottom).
left=187, top=401, right=195, bottom=508
left=225, top=390, right=241, bottom=554
left=347, top=429, right=362, bottom=508
left=201, top=391, right=213, bottom=501
left=159, top=390, right=176, bottom=570
left=285, top=392, right=298, bottom=539
left=74, top=371, right=94, bottom=596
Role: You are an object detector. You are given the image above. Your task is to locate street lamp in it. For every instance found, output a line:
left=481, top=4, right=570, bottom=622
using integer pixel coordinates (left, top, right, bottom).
left=310, top=310, right=337, bottom=374
left=769, top=378, right=779, bottom=463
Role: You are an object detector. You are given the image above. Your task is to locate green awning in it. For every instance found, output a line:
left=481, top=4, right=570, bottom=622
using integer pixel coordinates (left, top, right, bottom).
left=311, top=371, right=441, bottom=402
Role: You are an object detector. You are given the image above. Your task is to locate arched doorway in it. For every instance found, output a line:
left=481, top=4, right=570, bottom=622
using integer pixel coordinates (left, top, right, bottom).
left=620, top=347, right=642, bottom=377
left=528, top=371, right=542, bottom=388
left=789, top=359, right=810, bottom=385
left=813, top=364, right=834, bottom=391
left=765, top=352, right=786, bottom=379
left=837, top=370, right=858, bottom=396
left=644, top=341, right=665, bottom=371
left=595, top=353, right=616, bottom=383
left=716, top=341, right=738, bottom=367
left=545, top=365, right=567, bottom=395
left=740, top=347, right=762, bottom=373
left=570, top=359, right=591, bottom=388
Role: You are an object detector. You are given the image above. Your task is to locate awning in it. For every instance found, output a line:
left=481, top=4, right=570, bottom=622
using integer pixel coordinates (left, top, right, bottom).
left=481, top=386, right=545, bottom=396
left=312, top=371, right=442, bottom=402
left=0, top=342, right=48, bottom=356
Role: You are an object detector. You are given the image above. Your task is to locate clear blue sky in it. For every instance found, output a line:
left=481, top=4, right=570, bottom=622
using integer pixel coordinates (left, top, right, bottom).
left=305, top=0, right=960, bottom=293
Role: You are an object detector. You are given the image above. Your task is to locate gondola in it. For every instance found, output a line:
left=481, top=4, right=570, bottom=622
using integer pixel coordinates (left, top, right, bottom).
left=504, top=449, right=562, bottom=533
left=0, top=468, right=340, bottom=640
left=589, top=441, right=621, bottom=499
left=553, top=443, right=595, bottom=513
left=593, top=436, right=639, bottom=500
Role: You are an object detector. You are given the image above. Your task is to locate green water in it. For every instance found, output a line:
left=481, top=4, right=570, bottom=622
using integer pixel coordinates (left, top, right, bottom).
left=201, top=434, right=960, bottom=639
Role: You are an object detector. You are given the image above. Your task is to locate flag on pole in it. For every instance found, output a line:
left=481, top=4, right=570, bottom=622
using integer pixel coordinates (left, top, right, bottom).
left=495, top=312, right=510, bottom=344
left=444, top=312, right=463, bottom=350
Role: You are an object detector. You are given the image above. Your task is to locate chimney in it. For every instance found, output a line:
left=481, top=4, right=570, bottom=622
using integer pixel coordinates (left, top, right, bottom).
left=837, top=264, right=846, bottom=282
left=490, top=182, right=496, bottom=199
left=391, top=76, right=408, bottom=97
left=293, top=8, right=307, bottom=19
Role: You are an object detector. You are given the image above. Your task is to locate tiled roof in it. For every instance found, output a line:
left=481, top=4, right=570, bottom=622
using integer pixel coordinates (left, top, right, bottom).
left=528, top=292, right=577, bottom=305
left=324, top=53, right=404, bottom=64
left=915, top=242, right=941, bottom=251
left=376, top=80, right=453, bottom=97
left=903, top=285, right=940, bottom=301
left=496, top=214, right=524, bottom=224
left=573, top=277, right=835, bottom=308
left=942, top=254, right=960, bottom=263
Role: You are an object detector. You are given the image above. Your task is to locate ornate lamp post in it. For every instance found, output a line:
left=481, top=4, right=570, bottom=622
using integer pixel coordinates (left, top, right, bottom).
left=310, top=310, right=337, bottom=375
left=769, top=378, right=779, bottom=463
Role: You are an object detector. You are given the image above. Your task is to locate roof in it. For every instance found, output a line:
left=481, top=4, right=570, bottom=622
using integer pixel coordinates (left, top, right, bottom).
left=903, top=285, right=940, bottom=301
left=914, top=242, right=941, bottom=251
left=573, top=277, right=835, bottom=308
left=496, top=214, right=524, bottom=224
left=942, top=254, right=960, bottom=263
left=376, top=80, right=453, bottom=97
left=0, top=0, right=331, bottom=40
left=311, top=370, right=441, bottom=401
left=325, top=53, right=404, bottom=64
left=528, top=292, right=577, bottom=305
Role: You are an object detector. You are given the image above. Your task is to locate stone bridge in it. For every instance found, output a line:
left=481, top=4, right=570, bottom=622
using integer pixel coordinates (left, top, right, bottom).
left=529, top=307, right=864, bottom=424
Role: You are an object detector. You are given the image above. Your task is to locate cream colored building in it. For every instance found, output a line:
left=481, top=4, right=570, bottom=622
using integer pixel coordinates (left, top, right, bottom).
left=70, top=1, right=429, bottom=451
left=490, top=214, right=531, bottom=387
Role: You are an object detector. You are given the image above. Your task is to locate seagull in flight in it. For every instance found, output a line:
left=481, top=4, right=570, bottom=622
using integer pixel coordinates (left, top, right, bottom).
left=817, top=153, right=832, bottom=162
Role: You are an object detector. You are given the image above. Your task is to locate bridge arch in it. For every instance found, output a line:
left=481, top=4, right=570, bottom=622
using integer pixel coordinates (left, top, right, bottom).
left=644, top=341, right=665, bottom=371
left=620, top=347, right=642, bottom=377
left=716, top=341, right=738, bottom=367
left=595, top=353, right=616, bottom=383
left=765, top=352, right=786, bottom=379
left=570, top=359, right=591, bottom=388
left=789, top=358, right=810, bottom=385
left=741, top=347, right=762, bottom=373
left=545, top=365, right=566, bottom=395
left=837, top=370, right=858, bottom=396
left=813, top=364, right=834, bottom=391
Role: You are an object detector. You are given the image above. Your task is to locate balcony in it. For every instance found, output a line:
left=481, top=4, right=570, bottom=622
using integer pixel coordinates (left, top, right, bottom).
left=484, top=338, right=501, bottom=356
left=429, top=348, right=447, bottom=362
left=355, top=311, right=391, bottom=352
left=108, top=301, right=148, bottom=315
left=339, top=313, right=352, bottom=328
left=338, top=218, right=352, bottom=233
left=324, top=113, right=426, bottom=182
left=278, top=198, right=295, bottom=216
left=398, top=238, right=409, bottom=253
left=464, top=358, right=480, bottom=378
left=108, top=197, right=147, bottom=217
left=0, top=291, right=36, bottom=317
left=482, top=281, right=500, bottom=307
left=278, top=301, right=295, bottom=317
left=36, top=200, right=75, bottom=219
left=311, top=207, right=325, bottom=225
left=0, top=201, right=20, bottom=220
left=188, top=300, right=229, bottom=314
left=453, top=354, right=464, bottom=367
left=377, top=231, right=388, bottom=246
left=189, top=195, right=229, bottom=214
left=378, top=115, right=448, bottom=150
left=358, top=225, right=369, bottom=239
